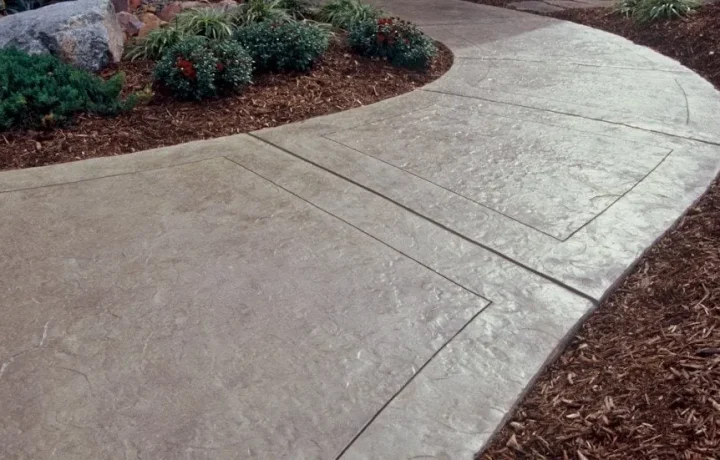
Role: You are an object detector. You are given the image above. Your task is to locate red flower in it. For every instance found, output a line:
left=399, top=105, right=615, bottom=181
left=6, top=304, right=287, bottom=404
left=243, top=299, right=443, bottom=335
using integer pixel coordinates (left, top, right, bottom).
left=175, top=57, right=196, bottom=80
left=216, top=62, right=225, bottom=72
left=376, top=32, right=386, bottom=44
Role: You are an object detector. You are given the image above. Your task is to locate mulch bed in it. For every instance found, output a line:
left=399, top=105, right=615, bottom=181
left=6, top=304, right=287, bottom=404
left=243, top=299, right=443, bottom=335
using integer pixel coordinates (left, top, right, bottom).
left=0, top=39, right=452, bottom=171
left=475, top=3, right=720, bottom=460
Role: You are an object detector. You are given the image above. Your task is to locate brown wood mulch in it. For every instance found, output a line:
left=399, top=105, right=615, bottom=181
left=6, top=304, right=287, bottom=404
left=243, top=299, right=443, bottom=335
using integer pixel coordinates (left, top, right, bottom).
left=476, top=3, right=720, bottom=460
left=0, top=39, right=452, bottom=171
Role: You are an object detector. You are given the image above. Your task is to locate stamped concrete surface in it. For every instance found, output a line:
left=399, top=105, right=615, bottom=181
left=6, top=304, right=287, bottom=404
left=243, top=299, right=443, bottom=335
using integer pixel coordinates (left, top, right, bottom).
left=2, top=1, right=720, bottom=459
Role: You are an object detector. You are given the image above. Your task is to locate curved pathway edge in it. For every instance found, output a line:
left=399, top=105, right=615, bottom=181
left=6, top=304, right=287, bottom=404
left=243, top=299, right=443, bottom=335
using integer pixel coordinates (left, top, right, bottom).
left=1, top=1, right=719, bottom=459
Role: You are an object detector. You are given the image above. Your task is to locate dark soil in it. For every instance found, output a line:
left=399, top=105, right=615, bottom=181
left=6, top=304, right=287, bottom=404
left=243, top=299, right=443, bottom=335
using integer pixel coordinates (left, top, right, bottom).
left=0, top=39, right=452, bottom=171
left=474, top=3, right=720, bottom=460
left=550, top=4, right=720, bottom=89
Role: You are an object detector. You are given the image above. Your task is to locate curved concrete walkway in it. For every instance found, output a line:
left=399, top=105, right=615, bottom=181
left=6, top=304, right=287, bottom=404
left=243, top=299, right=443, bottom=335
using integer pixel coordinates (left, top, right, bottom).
left=2, top=1, right=720, bottom=458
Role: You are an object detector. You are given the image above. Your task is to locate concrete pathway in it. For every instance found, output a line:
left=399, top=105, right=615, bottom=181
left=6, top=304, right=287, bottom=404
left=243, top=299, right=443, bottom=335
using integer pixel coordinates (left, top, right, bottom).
left=2, top=1, right=720, bottom=458
left=509, top=0, right=612, bottom=14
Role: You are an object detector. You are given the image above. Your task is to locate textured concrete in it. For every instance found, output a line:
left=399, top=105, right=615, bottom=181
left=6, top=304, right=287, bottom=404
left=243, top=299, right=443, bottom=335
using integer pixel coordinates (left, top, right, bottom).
left=2, top=0, right=720, bottom=458
left=510, top=0, right=613, bottom=13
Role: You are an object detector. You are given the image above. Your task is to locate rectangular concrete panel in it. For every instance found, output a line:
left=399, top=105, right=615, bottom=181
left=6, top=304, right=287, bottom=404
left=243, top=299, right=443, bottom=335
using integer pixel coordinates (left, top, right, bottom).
left=325, top=103, right=669, bottom=239
left=0, top=158, right=489, bottom=459
left=427, top=58, right=693, bottom=128
left=255, top=89, right=720, bottom=300
left=224, top=137, right=595, bottom=459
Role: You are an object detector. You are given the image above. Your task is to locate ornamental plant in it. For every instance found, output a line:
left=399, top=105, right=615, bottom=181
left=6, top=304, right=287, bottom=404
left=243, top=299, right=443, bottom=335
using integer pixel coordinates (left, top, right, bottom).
left=233, top=21, right=329, bottom=72
left=231, top=0, right=292, bottom=26
left=125, top=26, right=188, bottom=61
left=154, top=37, right=253, bottom=100
left=632, top=0, right=699, bottom=22
left=176, top=7, right=236, bottom=40
left=211, top=40, right=254, bottom=93
left=0, top=48, right=136, bottom=131
left=614, top=0, right=698, bottom=21
left=318, top=0, right=381, bottom=30
left=348, top=17, right=436, bottom=70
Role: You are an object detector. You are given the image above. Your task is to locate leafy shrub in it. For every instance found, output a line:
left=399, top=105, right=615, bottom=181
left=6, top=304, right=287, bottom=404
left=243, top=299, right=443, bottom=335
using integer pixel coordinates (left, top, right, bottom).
left=232, top=0, right=291, bottom=26
left=234, top=21, right=329, bottom=72
left=1, top=0, right=61, bottom=14
left=615, top=0, right=640, bottom=17
left=277, top=0, right=317, bottom=19
left=210, top=40, right=254, bottom=92
left=318, top=0, right=381, bottom=30
left=632, top=0, right=698, bottom=22
left=125, top=26, right=188, bottom=61
left=348, top=17, right=436, bottom=70
left=0, top=48, right=136, bottom=131
left=176, top=7, right=236, bottom=40
left=154, top=37, right=252, bottom=100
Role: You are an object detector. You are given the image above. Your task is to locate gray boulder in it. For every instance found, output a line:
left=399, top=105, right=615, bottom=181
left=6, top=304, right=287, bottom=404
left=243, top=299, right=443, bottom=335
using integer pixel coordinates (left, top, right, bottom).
left=0, top=0, right=124, bottom=71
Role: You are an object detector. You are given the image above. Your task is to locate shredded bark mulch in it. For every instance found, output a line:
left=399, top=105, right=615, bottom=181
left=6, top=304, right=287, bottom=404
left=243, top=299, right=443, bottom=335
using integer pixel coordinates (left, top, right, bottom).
left=549, top=4, right=720, bottom=89
left=474, top=4, right=720, bottom=460
left=0, top=39, right=452, bottom=171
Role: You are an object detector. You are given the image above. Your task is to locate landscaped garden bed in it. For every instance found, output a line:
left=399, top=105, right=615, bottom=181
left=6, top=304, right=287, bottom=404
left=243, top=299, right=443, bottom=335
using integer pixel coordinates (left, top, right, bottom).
left=0, top=0, right=452, bottom=171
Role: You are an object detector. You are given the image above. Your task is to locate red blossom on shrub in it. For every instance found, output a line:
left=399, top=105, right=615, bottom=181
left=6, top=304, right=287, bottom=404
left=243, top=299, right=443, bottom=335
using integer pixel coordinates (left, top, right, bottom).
left=175, top=57, right=196, bottom=80
left=216, top=62, right=225, bottom=72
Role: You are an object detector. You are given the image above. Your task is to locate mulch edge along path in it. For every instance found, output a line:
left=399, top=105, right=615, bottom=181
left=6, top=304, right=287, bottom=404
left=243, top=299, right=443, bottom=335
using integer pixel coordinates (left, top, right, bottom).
left=475, top=4, right=720, bottom=460
left=0, top=39, right=452, bottom=171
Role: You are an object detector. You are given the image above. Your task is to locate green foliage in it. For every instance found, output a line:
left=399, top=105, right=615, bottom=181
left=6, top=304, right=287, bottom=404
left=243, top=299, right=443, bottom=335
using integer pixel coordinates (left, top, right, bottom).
left=231, top=0, right=292, bottom=26
left=154, top=37, right=252, bottom=100
left=318, top=0, right=381, bottom=30
left=632, top=0, right=698, bottom=21
left=210, top=40, right=254, bottom=92
left=176, top=7, right=236, bottom=40
left=277, top=0, right=317, bottom=19
left=234, top=20, right=329, bottom=72
left=125, top=26, right=188, bottom=61
left=348, top=17, right=436, bottom=70
left=1, top=0, right=57, bottom=14
left=615, top=0, right=640, bottom=17
left=0, top=48, right=135, bottom=131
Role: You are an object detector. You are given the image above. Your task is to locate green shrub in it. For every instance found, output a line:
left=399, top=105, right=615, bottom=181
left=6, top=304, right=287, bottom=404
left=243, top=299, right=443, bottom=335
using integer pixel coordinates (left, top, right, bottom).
left=1, top=0, right=58, bottom=14
left=125, top=26, right=188, bottom=61
left=210, top=40, right=254, bottom=93
left=0, top=48, right=136, bottom=131
left=234, top=21, right=329, bottom=72
left=176, top=7, right=236, bottom=40
left=615, top=0, right=641, bottom=17
left=318, top=0, right=381, bottom=30
left=232, top=0, right=292, bottom=26
left=348, top=17, right=436, bottom=70
left=154, top=37, right=252, bottom=100
left=277, top=0, right=317, bottom=19
left=632, top=0, right=698, bottom=22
